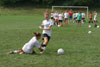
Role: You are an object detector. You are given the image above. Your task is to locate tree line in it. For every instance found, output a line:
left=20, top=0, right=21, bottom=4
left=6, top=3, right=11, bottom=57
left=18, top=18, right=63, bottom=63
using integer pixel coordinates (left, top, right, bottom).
left=0, top=0, right=100, bottom=7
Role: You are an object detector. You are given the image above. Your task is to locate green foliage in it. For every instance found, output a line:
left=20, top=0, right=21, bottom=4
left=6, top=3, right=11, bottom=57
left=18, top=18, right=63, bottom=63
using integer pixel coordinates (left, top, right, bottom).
left=0, top=0, right=100, bottom=7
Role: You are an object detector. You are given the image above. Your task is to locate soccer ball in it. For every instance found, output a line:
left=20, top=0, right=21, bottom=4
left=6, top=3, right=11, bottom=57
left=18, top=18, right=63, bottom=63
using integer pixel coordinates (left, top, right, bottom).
left=58, top=25, right=61, bottom=27
left=88, top=25, right=91, bottom=28
left=88, top=31, right=92, bottom=34
left=57, top=48, right=64, bottom=55
left=97, top=25, right=99, bottom=28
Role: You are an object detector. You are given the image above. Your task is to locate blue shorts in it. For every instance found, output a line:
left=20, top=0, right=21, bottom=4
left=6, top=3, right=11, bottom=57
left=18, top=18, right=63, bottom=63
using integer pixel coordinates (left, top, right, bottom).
left=69, top=16, right=72, bottom=19
left=74, top=18, right=76, bottom=20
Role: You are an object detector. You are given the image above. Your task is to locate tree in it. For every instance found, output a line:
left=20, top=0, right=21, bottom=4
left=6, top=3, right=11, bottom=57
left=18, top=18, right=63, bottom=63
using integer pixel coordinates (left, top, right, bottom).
left=0, top=0, right=99, bottom=7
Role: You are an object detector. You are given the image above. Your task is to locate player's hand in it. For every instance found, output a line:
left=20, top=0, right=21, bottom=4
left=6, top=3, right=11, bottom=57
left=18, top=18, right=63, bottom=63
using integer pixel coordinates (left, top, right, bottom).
left=39, top=26, right=43, bottom=30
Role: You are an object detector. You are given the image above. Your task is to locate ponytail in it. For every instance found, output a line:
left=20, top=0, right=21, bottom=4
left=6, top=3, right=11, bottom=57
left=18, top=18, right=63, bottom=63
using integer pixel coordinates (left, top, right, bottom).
left=33, top=32, right=41, bottom=37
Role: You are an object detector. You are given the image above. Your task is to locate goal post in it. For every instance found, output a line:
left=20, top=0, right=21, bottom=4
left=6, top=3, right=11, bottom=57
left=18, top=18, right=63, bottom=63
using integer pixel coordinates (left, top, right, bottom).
left=52, top=6, right=89, bottom=18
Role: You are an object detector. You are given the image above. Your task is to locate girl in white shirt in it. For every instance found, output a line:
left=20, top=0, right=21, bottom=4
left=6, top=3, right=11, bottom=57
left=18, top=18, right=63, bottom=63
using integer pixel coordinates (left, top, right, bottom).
left=39, top=14, right=53, bottom=51
left=93, top=11, right=98, bottom=28
left=94, top=11, right=97, bottom=23
left=51, top=11, right=54, bottom=20
left=9, top=32, right=44, bottom=54
left=81, top=12, right=85, bottom=23
left=58, top=11, right=63, bottom=27
left=64, top=10, right=69, bottom=24
left=54, top=11, right=59, bottom=26
left=73, top=12, right=76, bottom=23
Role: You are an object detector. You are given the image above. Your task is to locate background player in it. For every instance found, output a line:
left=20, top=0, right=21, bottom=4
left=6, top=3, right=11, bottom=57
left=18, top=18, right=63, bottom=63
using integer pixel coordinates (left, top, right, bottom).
left=88, top=12, right=93, bottom=23
left=64, top=10, right=69, bottom=24
left=58, top=11, right=63, bottom=27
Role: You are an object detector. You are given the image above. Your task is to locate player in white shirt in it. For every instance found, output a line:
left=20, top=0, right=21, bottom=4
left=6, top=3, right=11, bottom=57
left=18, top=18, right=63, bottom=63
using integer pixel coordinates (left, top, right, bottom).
left=76, top=11, right=79, bottom=22
left=76, top=11, right=79, bottom=17
left=93, top=11, right=98, bottom=27
left=94, top=11, right=97, bottom=23
left=51, top=11, right=54, bottom=20
left=39, top=14, right=53, bottom=51
left=54, top=11, right=59, bottom=26
left=64, top=10, right=69, bottom=24
left=81, top=12, right=85, bottom=23
left=58, top=11, right=63, bottom=27
left=73, top=12, right=77, bottom=23
left=9, top=32, right=44, bottom=54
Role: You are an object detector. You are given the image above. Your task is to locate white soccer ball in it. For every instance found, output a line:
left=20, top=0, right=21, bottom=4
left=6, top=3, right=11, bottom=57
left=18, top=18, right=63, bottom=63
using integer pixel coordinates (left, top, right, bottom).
left=88, top=25, right=91, bottom=28
left=97, top=25, right=99, bottom=28
left=58, top=25, right=61, bottom=27
left=57, top=48, right=64, bottom=55
left=88, top=31, right=92, bottom=34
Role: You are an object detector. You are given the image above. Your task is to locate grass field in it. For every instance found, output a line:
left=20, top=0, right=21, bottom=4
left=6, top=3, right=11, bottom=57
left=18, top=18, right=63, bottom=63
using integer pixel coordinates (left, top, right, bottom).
left=0, top=12, right=100, bottom=67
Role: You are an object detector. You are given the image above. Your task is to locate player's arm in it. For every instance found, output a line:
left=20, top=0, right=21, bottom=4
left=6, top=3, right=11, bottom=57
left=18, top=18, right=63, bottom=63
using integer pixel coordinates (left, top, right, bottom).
left=39, top=22, right=53, bottom=30
left=43, top=25, right=52, bottom=30
left=39, top=25, right=44, bottom=29
left=39, top=25, right=52, bottom=30
left=35, top=41, right=44, bottom=52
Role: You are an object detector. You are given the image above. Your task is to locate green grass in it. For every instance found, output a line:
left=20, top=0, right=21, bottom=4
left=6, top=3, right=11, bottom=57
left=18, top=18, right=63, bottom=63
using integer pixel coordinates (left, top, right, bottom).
left=0, top=13, right=100, bottom=67
left=0, top=7, right=46, bottom=15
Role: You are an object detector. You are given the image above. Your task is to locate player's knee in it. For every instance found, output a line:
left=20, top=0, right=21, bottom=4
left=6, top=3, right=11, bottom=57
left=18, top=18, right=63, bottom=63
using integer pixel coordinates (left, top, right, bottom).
left=44, top=40, right=48, bottom=44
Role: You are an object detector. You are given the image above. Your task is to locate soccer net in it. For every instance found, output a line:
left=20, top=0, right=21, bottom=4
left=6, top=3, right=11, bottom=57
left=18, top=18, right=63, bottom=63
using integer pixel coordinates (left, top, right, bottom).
left=52, top=6, right=89, bottom=18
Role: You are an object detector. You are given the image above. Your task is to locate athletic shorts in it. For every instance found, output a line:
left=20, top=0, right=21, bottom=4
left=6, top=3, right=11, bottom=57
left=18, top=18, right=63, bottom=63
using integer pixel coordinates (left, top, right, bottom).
left=59, top=20, right=63, bottom=22
left=94, top=20, right=97, bottom=22
left=51, top=17, right=54, bottom=19
left=94, top=18, right=97, bottom=21
left=42, top=34, right=51, bottom=41
left=90, top=18, right=92, bottom=20
left=74, top=18, right=76, bottom=20
left=65, top=18, right=68, bottom=20
left=69, top=16, right=72, bottom=19
left=77, top=20, right=81, bottom=23
left=55, top=19, right=59, bottom=22
left=82, top=18, right=85, bottom=20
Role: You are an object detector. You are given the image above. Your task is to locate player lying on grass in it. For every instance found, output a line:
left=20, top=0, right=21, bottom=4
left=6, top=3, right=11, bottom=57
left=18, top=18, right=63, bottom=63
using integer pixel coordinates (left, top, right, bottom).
left=39, top=13, right=53, bottom=52
left=9, top=32, right=44, bottom=54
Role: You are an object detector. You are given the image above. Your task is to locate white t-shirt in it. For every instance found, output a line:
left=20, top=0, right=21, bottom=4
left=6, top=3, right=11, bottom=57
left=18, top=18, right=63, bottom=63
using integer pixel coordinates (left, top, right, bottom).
left=82, top=13, right=85, bottom=18
left=54, top=13, right=59, bottom=19
left=22, top=37, right=40, bottom=54
left=76, top=13, right=79, bottom=17
left=42, top=19, right=53, bottom=36
left=94, top=13, right=97, bottom=20
left=64, top=12, right=68, bottom=19
left=59, top=13, right=63, bottom=20
left=73, top=13, right=76, bottom=18
left=51, top=12, right=54, bottom=18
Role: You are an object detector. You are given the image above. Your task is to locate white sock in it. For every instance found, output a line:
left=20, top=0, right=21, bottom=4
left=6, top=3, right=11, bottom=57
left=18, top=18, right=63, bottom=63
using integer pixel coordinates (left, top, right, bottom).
left=41, top=47, right=46, bottom=51
left=13, top=50, right=18, bottom=54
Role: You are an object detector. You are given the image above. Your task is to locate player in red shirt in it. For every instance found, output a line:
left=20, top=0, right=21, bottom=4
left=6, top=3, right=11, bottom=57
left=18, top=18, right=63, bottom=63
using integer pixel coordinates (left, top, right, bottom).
left=68, top=9, right=73, bottom=23
left=88, top=12, right=93, bottom=23
left=44, top=9, right=50, bottom=17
